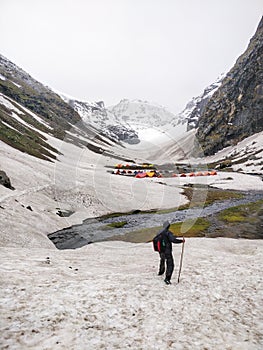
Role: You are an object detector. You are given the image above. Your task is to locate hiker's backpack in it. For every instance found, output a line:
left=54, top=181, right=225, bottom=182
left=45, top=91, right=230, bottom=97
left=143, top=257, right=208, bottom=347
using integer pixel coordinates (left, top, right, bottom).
left=153, top=233, right=166, bottom=252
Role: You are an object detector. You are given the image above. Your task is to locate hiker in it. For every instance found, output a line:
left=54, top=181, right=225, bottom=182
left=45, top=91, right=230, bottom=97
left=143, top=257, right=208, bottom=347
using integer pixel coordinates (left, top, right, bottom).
left=158, top=221, right=185, bottom=285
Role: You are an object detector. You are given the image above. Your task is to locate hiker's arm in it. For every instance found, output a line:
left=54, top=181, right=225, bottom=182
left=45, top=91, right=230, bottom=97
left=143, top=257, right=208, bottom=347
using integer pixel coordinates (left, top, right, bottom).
left=168, top=231, right=184, bottom=244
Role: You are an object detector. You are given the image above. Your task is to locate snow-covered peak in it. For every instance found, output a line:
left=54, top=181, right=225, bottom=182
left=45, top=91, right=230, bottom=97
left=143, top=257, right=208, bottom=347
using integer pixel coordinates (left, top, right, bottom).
left=108, top=98, right=177, bottom=131
left=174, top=74, right=225, bottom=129
left=58, top=93, right=139, bottom=143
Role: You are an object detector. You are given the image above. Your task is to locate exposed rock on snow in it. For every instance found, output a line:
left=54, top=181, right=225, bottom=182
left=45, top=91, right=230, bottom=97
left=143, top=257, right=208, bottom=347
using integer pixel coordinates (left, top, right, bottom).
left=0, top=169, right=15, bottom=190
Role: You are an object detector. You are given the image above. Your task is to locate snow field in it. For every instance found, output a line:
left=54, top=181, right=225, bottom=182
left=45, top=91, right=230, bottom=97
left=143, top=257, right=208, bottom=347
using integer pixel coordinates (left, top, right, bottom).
left=0, top=238, right=262, bottom=349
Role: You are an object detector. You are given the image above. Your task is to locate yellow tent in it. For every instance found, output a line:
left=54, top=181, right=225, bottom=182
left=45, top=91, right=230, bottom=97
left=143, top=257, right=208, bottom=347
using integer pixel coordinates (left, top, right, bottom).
left=146, top=171, right=155, bottom=177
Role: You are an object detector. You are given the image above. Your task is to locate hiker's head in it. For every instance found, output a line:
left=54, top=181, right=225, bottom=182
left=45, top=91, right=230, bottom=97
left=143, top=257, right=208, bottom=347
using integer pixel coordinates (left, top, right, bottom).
left=163, top=221, right=170, bottom=229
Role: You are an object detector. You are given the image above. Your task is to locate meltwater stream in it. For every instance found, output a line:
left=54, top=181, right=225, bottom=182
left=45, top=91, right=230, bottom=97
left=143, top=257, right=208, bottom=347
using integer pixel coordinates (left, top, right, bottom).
left=48, top=191, right=263, bottom=249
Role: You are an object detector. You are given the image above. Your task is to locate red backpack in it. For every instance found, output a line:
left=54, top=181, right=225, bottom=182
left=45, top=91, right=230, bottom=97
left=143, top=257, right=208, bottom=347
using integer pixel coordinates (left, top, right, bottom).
left=153, top=233, right=166, bottom=252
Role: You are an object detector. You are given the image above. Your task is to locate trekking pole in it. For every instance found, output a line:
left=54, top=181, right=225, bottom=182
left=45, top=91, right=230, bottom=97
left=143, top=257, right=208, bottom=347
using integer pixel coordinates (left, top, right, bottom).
left=177, top=238, right=185, bottom=283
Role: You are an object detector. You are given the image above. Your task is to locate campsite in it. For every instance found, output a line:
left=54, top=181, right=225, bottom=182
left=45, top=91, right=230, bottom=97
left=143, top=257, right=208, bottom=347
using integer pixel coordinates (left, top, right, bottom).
left=111, top=163, right=218, bottom=178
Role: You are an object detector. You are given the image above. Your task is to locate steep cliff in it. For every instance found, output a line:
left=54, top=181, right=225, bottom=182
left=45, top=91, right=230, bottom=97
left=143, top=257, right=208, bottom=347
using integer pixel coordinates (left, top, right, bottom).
left=195, top=17, right=263, bottom=156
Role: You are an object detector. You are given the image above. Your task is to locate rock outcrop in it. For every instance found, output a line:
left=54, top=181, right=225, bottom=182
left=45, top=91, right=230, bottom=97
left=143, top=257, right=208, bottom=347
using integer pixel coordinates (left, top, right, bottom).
left=195, top=17, right=263, bottom=156
left=0, top=170, right=15, bottom=190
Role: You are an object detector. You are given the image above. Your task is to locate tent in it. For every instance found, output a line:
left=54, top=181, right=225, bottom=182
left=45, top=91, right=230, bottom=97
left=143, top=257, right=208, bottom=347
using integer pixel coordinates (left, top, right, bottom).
left=135, top=172, right=147, bottom=178
left=146, top=171, right=156, bottom=177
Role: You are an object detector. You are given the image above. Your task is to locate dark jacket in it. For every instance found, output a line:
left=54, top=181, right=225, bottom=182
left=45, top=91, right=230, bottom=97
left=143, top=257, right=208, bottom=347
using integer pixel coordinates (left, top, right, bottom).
left=159, top=221, right=183, bottom=254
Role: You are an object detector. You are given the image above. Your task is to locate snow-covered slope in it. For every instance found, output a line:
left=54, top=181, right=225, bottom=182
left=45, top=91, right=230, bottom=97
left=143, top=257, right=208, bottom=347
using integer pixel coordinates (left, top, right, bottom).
left=140, top=75, right=225, bottom=158
left=60, top=96, right=181, bottom=144
left=109, top=98, right=177, bottom=131
left=152, top=128, right=263, bottom=176
left=1, top=238, right=262, bottom=349
left=203, top=131, right=263, bottom=176
left=59, top=94, right=139, bottom=143
left=174, top=74, right=224, bottom=130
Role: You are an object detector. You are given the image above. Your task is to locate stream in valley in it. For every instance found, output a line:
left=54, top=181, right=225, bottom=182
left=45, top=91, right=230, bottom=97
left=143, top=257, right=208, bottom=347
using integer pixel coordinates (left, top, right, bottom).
left=48, top=190, right=263, bottom=249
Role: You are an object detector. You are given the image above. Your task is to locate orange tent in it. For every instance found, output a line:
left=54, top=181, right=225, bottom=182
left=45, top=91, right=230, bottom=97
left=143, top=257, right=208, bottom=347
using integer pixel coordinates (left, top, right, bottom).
left=203, top=171, right=210, bottom=176
left=189, top=173, right=196, bottom=177
left=196, top=172, right=204, bottom=176
left=172, top=174, right=178, bottom=177
left=209, top=171, right=217, bottom=176
left=180, top=173, right=187, bottom=177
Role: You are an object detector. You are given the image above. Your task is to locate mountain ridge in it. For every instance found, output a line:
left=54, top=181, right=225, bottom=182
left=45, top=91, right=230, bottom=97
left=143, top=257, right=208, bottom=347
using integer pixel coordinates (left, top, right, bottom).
left=195, top=16, right=263, bottom=155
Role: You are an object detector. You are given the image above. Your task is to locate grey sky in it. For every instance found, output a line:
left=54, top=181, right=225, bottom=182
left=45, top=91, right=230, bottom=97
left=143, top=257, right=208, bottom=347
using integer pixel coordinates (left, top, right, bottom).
left=0, top=0, right=262, bottom=113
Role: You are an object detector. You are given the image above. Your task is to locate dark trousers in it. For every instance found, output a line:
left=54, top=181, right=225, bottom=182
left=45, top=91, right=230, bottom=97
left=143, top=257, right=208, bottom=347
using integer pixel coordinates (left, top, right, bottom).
left=159, top=252, right=174, bottom=280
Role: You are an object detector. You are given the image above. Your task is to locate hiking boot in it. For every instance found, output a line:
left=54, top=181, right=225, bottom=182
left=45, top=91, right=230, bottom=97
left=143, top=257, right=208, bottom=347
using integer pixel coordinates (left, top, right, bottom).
left=158, top=271, right=164, bottom=276
left=164, top=278, right=171, bottom=285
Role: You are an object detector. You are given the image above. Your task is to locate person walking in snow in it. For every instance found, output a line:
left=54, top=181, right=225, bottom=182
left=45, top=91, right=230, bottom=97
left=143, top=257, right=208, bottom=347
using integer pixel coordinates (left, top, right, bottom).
left=157, top=221, right=185, bottom=285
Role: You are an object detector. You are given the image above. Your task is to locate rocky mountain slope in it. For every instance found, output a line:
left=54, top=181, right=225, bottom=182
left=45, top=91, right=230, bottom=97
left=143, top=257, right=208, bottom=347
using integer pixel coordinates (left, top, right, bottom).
left=0, top=54, right=118, bottom=161
left=60, top=95, right=138, bottom=143
left=175, top=75, right=224, bottom=130
left=62, top=96, right=180, bottom=144
left=0, top=54, right=81, bottom=137
left=195, top=16, right=263, bottom=156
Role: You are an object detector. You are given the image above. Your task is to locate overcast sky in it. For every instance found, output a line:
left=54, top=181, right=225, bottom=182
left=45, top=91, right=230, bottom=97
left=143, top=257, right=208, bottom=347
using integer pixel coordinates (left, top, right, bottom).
left=0, top=0, right=262, bottom=113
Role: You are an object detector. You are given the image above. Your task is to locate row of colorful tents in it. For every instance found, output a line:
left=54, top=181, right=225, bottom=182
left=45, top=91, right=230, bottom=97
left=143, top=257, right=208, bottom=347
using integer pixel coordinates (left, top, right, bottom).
left=115, top=163, right=155, bottom=169
left=172, top=171, right=217, bottom=177
left=112, top=170, right=217, bottom=177
left=112, top=170, right=160, bottom=177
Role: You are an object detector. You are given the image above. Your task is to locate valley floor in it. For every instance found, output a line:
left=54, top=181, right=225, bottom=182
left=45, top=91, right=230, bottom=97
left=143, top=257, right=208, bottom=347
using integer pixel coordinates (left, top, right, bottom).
left=0, top=238, right=262, bottom=349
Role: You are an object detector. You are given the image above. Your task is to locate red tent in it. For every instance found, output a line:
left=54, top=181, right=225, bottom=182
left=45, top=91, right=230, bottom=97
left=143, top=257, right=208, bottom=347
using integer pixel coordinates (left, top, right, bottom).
left=135, top=172, right=147, bottom=178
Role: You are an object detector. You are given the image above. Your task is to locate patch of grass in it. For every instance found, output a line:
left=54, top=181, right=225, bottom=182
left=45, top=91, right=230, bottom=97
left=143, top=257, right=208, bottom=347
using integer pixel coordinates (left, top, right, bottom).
left=219, top=199, right=263, bottom=224
left=105, top=225, right=162, bottom=242
left=210, top=199, right=263, bottom=239
left=97, top=209, right=158, bottom=221
left=0, top=109, right=58, bottom=161
left=153, top=207, right=184, bottom=214
left=102, top=221, right=128, bottom=230
left=105, top=217, right=210, bottom=243
left=169, top=218, right=210, bottom=237
left=220, top=214, right=246, bottom=223
left=181, top=186, right=243, bottom=209
left=97, top=188, right=244, bottom=223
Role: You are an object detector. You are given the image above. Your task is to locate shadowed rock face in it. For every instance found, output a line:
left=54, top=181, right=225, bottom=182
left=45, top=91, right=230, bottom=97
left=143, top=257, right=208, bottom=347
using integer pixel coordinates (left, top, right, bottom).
left=195, top=17, right=263, bottom=156
left=0, top=170, right=15, bottom=190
